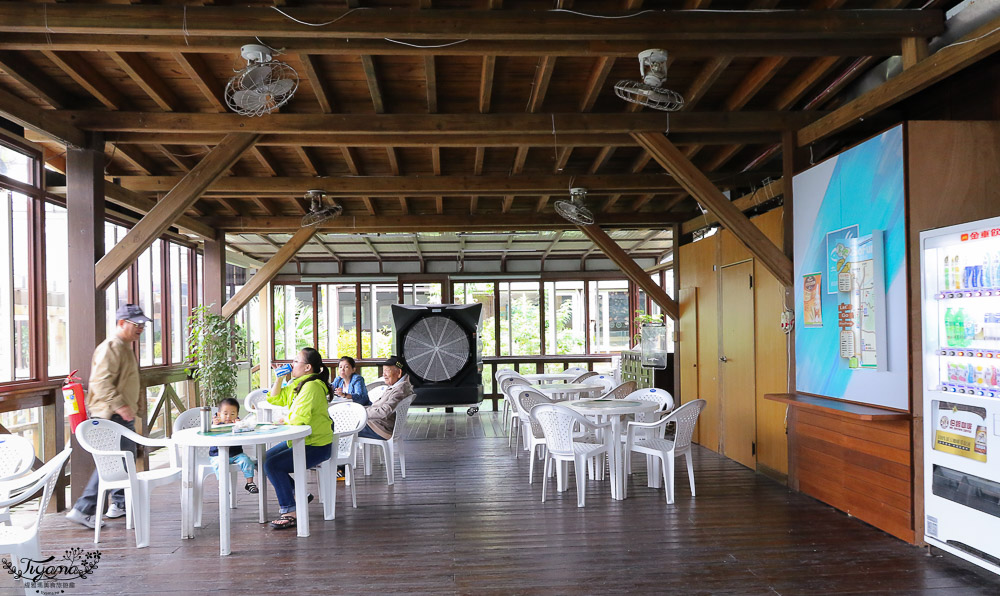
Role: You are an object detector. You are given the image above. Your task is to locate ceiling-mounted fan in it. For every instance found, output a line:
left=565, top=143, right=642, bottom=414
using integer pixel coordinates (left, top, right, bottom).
left=554, top=187, right=595, bottom=226
left=614, top=49, right=685, bottom=112
left=301, top=190, right=343, bottom=228
left=225, top=44, right=299, bottom=117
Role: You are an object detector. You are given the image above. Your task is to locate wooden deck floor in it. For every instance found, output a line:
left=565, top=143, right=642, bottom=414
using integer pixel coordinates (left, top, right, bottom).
left=9, top=411, right=1000, bottom=595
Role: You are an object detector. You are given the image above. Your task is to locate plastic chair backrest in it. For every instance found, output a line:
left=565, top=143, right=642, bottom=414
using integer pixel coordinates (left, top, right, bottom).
left=607, top=381, right=638, bottom=400
left=368, top=383, right=388, bottom=402
left=582, top=374, right=615, bottom=393
left=530, top=404, right=597, bottom=456
left=0, top=447, right=71, bottom=531
left=329, top=402, right=367, bottom=458
left=0, top=434, right=35, bottom=482
left=173, top=407, right=216, bottom=461
left=366, top=380, right=386, bottom=391
left=76, top=419, right=135, bottom=483
left=514, top=389, right=554, bottom=438
left=571, top=371, right=598, bottom=384
left=625, top=388, right=674, bottom=413
left=391, top=395, right=417, bottom=440
left=564, top=367, right=588, bottom=375
left=495, top=368, right=517, bottom=383
left=664, top=399, right=706, bottom=452
left=500, top=376, right=530, bottom=398
left=244, top=389, right=269, bottom=414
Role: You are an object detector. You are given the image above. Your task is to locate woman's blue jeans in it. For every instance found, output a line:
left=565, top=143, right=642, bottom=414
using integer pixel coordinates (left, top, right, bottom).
left=263, top=442, right=332, bottom=514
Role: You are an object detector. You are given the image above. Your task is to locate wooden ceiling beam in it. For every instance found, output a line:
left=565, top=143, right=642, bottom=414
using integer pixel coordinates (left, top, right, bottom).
left=634, top=132, right=792, bottom=287
left=110, top=142, right=157, bottom=175
left=579, top=224, right=679, bottom=320
left=0, top=7, right=942, bottom=40
left=64, top=111, right=820, bottom=134
left=95, top=132, right=260, bottom=290
left=108, top=51, right=182, bottom=112
left=203, top=211, right=686, bottom=233
left=221, top=227, right=317, bottom=321
left=424, top=56, right=437, bottom=114
left=681, top=178, right=783, bottom=235
left=799, top=15, right=1000, bottom=147
left=42, top=50, right=127, bottom=111
left=294, top=146, right=323, bottom=177
left=579, top=56, right=614, bottom=113
left=0, top=84, right=86, bottom=147
left=117, top=173, right=726, bottom=195
left=99, top=131, right=780, bottom=148
left=300, top=54, right=334, bottom=113
left=360, top=55, right=385, bottom=114
left=0, top=50, right=75, bottom=109
left=479, top=56, right=495, bottom=114
left=173, top=53, right=226, bottom=111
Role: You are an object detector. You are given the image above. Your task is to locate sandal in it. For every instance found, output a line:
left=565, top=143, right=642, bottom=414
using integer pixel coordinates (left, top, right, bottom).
left=269, top=514, right=297, bottom=530
left=245, top=481, right=259, bottom=494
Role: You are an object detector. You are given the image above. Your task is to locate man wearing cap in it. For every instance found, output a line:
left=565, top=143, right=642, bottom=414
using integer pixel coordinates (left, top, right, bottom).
left=359, top=355, right=413, bottom=440
left=66, top=304, right=150, bottom=529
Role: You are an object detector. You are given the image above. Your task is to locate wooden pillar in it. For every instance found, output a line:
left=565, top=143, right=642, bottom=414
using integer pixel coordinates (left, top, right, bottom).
left=203, top=228, right=226, bottom=315
left=258, top=284, right=272, bottom=386
left=66, top=135, right=106, bottom=505
left=782, top=131, right=798, bottom=396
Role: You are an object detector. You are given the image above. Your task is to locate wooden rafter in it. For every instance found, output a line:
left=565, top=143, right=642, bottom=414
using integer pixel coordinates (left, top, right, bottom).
left=108, top=52, right=182, bottom=112
left=221, top=227, right=317, bottom=321
left=42, top=50, right=126, bottom=111
left=0, top=50, right=75, bottom=109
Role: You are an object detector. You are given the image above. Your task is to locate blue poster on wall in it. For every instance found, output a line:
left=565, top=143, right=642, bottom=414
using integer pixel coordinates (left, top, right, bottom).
left=792, top=125, right=908, bottom=411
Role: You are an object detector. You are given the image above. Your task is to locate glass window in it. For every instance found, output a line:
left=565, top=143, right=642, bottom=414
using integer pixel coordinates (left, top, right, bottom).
left=544, top=280, right=585, bottom=355
left=402, top=282, right=441, bottom=305
left=104, top=223, right=129, bottom=341
left=498, top=282, right=540, bottom=356
left=273, top=284, right=313, bottom=360
left=0, top=144, right=32, bottom=185
left=0, top=189, right=30, bottom=382
left=196, top=253, right=203, bottom=308
left=319, top=284, right=357, bottom=359
left=46, top=203, right=69, bottom=376
left=454, top=282, right=495, bottom=388
left=589, top=279, right=630, bottom=353
left=361, top=283, right=396, bottom=359
left=137, top=240, right=163, bottom=366
left=169, top=244, right=191, bottom=364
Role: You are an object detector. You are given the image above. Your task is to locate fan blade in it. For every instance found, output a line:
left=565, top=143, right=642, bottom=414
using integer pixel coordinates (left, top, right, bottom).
left=263, top=78, right=295, bottom=97
left=233, top=89, right=267, bottom=111
left=243, top=64, right=273, bottom=88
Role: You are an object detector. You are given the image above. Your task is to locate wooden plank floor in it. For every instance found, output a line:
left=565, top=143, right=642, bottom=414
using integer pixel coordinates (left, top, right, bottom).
left=8, top=411, right=1000, bottom=595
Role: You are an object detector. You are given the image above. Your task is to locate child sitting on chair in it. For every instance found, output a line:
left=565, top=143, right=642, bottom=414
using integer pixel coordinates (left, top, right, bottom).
left=211, top=397, right=258, bottom=494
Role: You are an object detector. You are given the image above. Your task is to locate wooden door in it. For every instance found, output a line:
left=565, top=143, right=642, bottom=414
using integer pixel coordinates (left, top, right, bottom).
left=678, top=287, right=699, bottom=442
left=720, top=261, right=756, bottom=469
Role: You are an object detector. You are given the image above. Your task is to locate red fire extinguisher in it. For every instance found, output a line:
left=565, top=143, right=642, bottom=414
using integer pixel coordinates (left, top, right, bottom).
left=63, top=370, right=88, bottom=433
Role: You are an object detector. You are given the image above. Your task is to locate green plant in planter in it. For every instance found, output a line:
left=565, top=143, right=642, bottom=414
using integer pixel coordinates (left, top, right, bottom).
left=186, top=304, right=247, bottom=407
left=633, top=310, right=665, bottom=346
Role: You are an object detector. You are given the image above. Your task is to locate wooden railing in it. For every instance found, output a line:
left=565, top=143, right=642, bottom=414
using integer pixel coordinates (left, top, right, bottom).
left=0, top=379, right=66, bottom=509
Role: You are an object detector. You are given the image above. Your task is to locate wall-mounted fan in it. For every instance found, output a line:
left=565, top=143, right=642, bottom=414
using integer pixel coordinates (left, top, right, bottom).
left=554, top=187, right=595, bottom=226
left=392, top=304, right=483, bottom=413
left=614, top=49, right=685, bottom=112
left=225, top=44, right=299, bottom=117
left=301, top=190, right=342, bottom=228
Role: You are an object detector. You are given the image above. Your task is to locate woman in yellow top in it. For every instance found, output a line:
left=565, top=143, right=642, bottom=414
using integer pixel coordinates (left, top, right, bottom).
left=264, top=347, right=334, bottom=529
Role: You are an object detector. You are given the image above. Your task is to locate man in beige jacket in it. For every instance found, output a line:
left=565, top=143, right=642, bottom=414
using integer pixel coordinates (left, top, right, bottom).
left=66, top=304, right=149, bottom=529
left=360, top=355, right=413, bottom=440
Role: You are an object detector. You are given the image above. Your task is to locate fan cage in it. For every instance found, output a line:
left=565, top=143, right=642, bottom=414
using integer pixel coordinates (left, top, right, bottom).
left=402, top=316, right=472, bottom=383
left=224, top=61, right=299, bottom=117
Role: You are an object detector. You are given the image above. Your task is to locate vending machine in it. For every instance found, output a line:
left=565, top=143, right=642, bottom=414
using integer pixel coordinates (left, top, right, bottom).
left=920, top=216, right=1000, bottom=574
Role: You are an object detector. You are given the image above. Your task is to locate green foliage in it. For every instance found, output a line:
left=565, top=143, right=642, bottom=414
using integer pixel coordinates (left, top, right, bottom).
left=633, top=309, right=665, bottom=345
left=273, top=286, right=313, bottom=359
left=186, top=304, right=247, bottom=406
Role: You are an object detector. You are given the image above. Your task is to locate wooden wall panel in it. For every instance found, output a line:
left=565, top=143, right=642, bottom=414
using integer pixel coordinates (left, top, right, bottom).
left=679, top=287, right=699, bottom=443
left=790, top=407, right=915, bottom=542
left=679, top=234, right=719, bottom=451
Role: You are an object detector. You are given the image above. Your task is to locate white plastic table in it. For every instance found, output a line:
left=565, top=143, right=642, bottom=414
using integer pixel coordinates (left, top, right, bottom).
left=558, top=399, right=658, bottom=500
left=535, top=383, right=605, bottom=401
left=522, top=372, right=580, bottom=384
left=254, top=401, right=288, bottom=423
left=174, top=424, right=313, bottom=556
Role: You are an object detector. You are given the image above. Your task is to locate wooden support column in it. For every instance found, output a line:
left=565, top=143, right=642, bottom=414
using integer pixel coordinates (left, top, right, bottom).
left=901, top=37, right=929, bottom=70
left=782, top=130, right=797, bottom=395
left=66, top=135, right=105, bottom=505
left=95, top=132, right=259, bottom=290
left=258, top=284, right=273, bottom=379
left=633, top=131, right=794, bottom=288
left=203, top=228, right=226, bottom=314
left=222, top=227, right=318, bottom=321
left=578, top=224, right=679, bottom=321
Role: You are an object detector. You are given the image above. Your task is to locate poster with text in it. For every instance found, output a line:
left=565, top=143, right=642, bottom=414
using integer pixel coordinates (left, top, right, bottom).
left=803, top=273, right=823, bottom=327
left=826, top=225, right=858, bottom=294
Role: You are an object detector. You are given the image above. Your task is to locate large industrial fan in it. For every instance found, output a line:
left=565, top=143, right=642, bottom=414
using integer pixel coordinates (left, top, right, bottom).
left=392, top=303, right=483, bottom=415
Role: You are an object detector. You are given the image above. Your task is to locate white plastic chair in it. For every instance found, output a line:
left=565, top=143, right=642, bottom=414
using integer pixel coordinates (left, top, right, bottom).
left=358, top=395, right=416, bottom=485
left=624, top=399, right=706, bottom=504
left=512, top=388, right=554, bottom=484
left=0, top=435, right=35, bottom=483
left=314, top=402, right=367, bottom=520
left=563, top=366, right=588, bottom=376
left=500, top=376, right=531, bottom=449
left=243, top=388, right=269, bottom=415
left=0, top=447, right=71, bottom=589
left=172, top=408, right=243, bottom=527
left=582, top=374, right=615, bottom=394
left=75, top=419, right=180, bottom=548
left=605, top=381, right=638, bottom=400
left=366, top=381, right=387, bottom=403
left=530, top=403, right=612, bottom=507
left=0, top=434, right=36, bottom=526
left=571, top=371, right=598, bottom=384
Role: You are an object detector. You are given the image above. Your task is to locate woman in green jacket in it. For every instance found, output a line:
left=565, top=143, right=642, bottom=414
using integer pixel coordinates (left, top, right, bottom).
left=264, top=347, right=334, bottom=529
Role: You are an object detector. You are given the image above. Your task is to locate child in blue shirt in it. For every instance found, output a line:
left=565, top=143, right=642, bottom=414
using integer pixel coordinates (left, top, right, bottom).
left=211, top=397, right=258, bottom=493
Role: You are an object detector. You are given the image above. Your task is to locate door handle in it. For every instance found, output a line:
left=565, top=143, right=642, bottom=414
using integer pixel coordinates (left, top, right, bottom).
left=719, top=356, right=728, bottom=362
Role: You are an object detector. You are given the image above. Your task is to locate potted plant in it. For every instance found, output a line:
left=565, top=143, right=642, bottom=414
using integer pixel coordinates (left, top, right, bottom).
left=186, top=304, right=247, bottom=406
